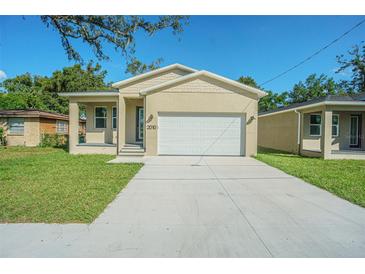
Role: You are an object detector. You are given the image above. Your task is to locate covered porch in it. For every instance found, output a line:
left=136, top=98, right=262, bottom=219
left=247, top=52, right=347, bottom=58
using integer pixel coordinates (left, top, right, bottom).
left=62, top=91, right=145, bottom=155
left=300, top=105, right=365, bottom=160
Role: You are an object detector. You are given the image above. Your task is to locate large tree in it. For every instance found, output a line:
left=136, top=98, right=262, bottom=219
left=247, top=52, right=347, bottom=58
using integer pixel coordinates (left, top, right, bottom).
left=0, top=63, right=109, bottom=114
left=237, top=75, right=288, bottom=112
left=287, top=73, right=343, bottom=104
left=336, top=42, right=365, bottom=93
left=40, top=16, right=189, bottom=66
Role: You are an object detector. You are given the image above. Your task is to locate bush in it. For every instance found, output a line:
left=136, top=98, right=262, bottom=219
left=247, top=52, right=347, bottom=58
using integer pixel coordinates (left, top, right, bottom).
left=0, top=127, right=6, bottom=146
left=40, top=134, right=68, bottom=148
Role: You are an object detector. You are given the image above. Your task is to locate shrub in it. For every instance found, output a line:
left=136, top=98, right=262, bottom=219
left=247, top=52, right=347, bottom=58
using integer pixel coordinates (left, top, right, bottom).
left=0, top=127, right=6, bottom=146
left=40, top=134, right=68, bottom=148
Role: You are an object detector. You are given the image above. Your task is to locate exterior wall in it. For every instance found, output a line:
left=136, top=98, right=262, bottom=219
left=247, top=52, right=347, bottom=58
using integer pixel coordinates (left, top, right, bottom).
left=302, top=112, right=322, bottom=152
left=120, top=69, right=190, bottom=94
left=144, top=76, right=259, bottom=156
left=125, top=99, right=144, bottom=144
left=258, top=111, right=299, bottom=153
left=40, top=118, right=58, bottom=134
left=5, top=117, right=40, bottom=146
left=85, top=102, right=117, bottom=144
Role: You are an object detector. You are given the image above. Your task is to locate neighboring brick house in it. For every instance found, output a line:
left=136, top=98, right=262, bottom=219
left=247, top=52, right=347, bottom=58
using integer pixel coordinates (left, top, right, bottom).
left=0, top=109, right=86, bottom=147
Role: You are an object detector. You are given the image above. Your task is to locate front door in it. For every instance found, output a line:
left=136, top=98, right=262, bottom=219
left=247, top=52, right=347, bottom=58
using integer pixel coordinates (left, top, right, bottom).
left=350, top=115, right=361, bottom=148
left=136, top=106, right=144, bottom=142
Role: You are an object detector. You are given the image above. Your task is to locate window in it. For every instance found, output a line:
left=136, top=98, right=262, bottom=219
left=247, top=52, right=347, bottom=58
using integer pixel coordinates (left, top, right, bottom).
left=309, top=114, right=321, bottom=136
left=112, top=107, right=117, bottom=129
left=8, top=118, right=24, bottom=135
left=95, top=107, right=107, bottom=128
left=332, top=114, right=339, bottom=137
left=56, top=120, right=68, bottom=134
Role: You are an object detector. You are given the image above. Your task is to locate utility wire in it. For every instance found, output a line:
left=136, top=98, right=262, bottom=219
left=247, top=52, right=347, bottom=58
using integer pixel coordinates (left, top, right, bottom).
left=260, top=18, right=365, bottom=87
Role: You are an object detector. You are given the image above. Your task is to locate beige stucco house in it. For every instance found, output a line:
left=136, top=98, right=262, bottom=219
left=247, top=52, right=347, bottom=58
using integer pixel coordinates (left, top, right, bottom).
left=258, top=93, right=365, bottom=159
left=59, top=64, right=267, bottom=157
left=0, top=109, right=86, bottom=146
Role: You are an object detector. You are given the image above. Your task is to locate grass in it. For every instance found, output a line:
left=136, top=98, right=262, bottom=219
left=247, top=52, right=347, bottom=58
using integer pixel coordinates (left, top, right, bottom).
left=0, top=147, right=142, bottom=223
left=256, top=147, right=365, bottom=208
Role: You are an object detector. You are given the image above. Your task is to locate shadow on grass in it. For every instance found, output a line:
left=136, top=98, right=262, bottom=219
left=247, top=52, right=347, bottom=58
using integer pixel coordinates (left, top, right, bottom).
left=257, top=146, right=318, bottom=160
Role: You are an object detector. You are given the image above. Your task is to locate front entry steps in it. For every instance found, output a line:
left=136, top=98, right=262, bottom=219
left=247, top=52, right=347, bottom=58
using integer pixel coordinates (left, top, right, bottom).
left=118, top=143, right=145, bottom=156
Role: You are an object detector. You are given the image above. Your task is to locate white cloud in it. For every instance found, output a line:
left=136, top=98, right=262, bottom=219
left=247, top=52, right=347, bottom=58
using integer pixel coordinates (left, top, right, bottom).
left=0, top=70, right=7, bottom=80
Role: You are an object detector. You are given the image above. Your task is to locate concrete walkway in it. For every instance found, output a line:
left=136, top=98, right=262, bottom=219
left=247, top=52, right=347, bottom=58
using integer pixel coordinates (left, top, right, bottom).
left=1, top=156, right=365, bottom=257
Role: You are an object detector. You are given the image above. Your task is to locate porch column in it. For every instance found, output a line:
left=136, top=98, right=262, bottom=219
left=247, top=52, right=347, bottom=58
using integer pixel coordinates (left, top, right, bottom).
left=321, top=109, right=332, bottom=159
left=69, top=100, right=79, bottom=154
left=118, top=96, right=126, bottom=152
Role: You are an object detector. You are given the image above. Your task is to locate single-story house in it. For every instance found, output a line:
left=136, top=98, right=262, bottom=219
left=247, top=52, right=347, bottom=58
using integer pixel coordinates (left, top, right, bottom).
left=258, top=93, right=365, bottom=159
left=59, top=63, right=267, bottom=157
left=0, top=109, right=86, bottom=146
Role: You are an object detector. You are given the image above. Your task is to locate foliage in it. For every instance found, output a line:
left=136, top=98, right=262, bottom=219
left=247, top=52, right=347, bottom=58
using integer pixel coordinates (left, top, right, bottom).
left=40, top=16, right=189, bottom=64
left=256, top=148, right=365, bottom=208
left=288, top=73, right=343, bottom=104
left=0, top=127, right=6, bottom=146
left=39, top=133, right=68, bottom=148
left=336, top=42, right=365, bottom=93
left=259, top=90, right=288, bottom=112
left=0, top=62, right=109, bottom=114
left=0, top=147, right=142, bottom=223
left=237, top=75, right=288, bottom=112
left=126, top=57, right=163, bottom=76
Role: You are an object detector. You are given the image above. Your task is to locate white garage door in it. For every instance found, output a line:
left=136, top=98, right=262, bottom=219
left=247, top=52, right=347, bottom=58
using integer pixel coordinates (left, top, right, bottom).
left=158, top=113, right=244, bottom=156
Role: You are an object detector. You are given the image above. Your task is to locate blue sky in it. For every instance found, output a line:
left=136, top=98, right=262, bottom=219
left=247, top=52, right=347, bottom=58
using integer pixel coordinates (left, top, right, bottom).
left=0, top=15, right=364, bottom=93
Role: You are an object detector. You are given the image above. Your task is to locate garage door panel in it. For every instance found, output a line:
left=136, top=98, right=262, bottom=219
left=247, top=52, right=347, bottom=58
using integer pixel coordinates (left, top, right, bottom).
left=158, top=114, right=244, bottom=156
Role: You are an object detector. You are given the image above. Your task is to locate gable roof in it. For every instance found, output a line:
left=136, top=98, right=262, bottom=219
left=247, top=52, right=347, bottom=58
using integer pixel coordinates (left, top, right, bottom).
left=111, top=63, right=197, bottom=88
left=259, top=93, right=365, bottom=117
left=140, top=70, right=267, bottom=98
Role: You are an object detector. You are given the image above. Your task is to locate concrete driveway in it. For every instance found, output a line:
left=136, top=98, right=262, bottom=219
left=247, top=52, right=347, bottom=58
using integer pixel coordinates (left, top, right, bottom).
left=1, top=156, right=365, bottom=257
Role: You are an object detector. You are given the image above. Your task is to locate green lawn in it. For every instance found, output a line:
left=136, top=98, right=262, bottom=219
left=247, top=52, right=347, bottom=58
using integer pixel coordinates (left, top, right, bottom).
left=0, top=147, right=142, bottom=223
left=256, top=147, right=365, bottom=208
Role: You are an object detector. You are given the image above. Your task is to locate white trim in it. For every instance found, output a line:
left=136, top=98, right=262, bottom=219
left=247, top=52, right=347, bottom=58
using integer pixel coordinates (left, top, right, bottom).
left=58, top=92, right=119, bottom=97
left=309, top=114, right=322, bottom=137
left=111, top=63, right=197, bottom=88
left=94, top=106, right=107, bottom=129
left=259, top=101, right=365, bottom=117
left=140, top=70, right=267, bottom=98
left=332, top=114, right=340, bottom=137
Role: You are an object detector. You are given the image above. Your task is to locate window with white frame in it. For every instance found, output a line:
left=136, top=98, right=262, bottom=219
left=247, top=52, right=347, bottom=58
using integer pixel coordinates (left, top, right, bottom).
left=8, top=118, right=24, bottom=135
left=95, top=106, right=107, bottom=128
left=112, top=107, right=117, bottom=129
left=309, top=114, right=321, bottom=136
left=56, top=120, right=68, bottom=134
left=332, top=114, right=339, bottom=137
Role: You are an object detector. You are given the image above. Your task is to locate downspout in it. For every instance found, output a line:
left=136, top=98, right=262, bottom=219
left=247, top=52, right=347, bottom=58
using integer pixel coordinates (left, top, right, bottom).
left=294, top=109, right=301, bottom=154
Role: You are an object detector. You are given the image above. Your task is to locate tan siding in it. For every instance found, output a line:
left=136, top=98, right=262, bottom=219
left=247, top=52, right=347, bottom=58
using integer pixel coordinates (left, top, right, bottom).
left=120, top=69, right=190, bottom=94
left=145, top=76, right=258, bottom=156
left=258, top=111, right=299, bottom=153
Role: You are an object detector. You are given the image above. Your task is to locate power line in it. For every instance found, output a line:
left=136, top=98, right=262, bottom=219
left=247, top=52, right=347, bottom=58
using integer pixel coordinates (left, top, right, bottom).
left=260, top=18, right=365, bottom=87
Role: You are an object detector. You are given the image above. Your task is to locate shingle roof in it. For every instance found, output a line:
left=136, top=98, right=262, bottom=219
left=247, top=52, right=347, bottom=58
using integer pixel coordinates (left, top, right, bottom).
left=0, top=109, right=85, bottom=122
left=259, top=93, right=365, bottom=116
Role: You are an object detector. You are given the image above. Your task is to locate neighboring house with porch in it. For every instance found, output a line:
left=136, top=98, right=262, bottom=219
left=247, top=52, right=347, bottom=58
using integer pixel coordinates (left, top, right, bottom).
left=258, top=93, right=365, bottom=159
left=59, top=63, right=267, bottom=157
left=0, top=109, right=86, bottom=146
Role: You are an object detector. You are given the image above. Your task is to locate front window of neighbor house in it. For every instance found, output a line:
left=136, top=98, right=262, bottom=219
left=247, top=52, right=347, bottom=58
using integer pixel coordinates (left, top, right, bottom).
left=56, top=120, right=68, bottom=134
left=95, top=107, right=107, bottom=128
left=309, top=114, right=321, bottom=136
left=332, top=114, right=339, bottom=137
left=8, top=118, right=24, bottom=135
left=112, top=107, right=117, bottom=129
